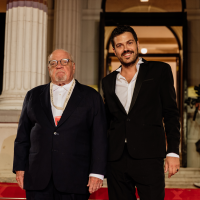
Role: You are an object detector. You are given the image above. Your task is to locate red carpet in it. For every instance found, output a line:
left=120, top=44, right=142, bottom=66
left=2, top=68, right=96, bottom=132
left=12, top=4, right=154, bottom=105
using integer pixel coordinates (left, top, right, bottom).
left=0, top=183, right=200, bottom=199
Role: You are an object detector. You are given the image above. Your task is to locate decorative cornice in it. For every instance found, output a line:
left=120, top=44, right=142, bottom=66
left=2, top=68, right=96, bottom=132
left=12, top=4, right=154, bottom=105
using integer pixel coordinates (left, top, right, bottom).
left=7, top=0, right=47, bottom=4
left=7, top=0, right=48, bottom=12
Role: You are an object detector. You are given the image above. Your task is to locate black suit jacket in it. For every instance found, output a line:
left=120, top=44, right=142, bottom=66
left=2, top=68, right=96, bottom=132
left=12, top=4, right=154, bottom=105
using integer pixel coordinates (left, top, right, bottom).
left=13, top=80, right=107, bottom=194
left=102, top=59, right=180, bottom=161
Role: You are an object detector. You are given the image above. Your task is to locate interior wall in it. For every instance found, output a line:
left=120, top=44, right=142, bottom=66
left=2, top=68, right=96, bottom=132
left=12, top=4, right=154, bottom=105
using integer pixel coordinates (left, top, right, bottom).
left=105, top=0, right=182, bottom=12
left=0, top=0, right=6, bottom=13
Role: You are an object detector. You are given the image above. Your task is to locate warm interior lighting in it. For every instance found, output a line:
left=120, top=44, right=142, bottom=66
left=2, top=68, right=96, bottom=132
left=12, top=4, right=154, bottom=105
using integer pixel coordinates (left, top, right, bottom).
left=140, top=0, right=149, bottom=2
left=141, top=48, right=148, bottom=54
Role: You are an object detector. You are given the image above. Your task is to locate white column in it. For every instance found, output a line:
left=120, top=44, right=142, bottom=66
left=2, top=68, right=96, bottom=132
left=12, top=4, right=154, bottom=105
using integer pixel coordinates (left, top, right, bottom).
left=0, top=0, right=48, bottom=110
left=80, top=0, right=102, bottom=86
left=186, top=0, right=200, bottom=167
left=47, top=0, right=54, bottom=82
left=53, top=0, right=82, bottom=80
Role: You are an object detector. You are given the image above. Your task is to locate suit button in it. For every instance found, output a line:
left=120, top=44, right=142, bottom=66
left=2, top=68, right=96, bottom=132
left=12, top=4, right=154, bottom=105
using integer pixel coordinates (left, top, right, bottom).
left=54, top=132, right=59, bottom=135
left=127, top=118, right=131, bottom=122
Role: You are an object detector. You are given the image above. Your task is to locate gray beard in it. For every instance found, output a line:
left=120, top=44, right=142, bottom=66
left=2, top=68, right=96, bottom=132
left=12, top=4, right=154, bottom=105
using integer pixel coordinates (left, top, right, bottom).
left=55, top=74, right=67, bottom=82
left=49, top=69, right=67, bottom=82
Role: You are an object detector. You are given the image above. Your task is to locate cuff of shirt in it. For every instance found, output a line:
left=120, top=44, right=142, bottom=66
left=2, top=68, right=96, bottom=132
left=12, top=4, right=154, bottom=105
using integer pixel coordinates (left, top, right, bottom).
left=166, top=153, right=179, bottom=158
left=89, top=173, right=104, bottom=180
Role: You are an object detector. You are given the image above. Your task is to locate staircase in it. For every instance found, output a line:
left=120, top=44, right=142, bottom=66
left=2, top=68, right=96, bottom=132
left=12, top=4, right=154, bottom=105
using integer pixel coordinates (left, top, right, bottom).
left=0, top=170, right=16, bottom=183
left=165, top=167, right=200, bottom=188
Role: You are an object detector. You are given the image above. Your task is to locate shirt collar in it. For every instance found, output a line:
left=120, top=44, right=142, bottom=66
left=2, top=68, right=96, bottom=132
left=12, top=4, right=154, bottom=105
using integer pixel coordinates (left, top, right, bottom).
left=116, top=57, right=144, bottom=81
left=52, top=78, right=74, bottom=92
left=116, top=57, right=144, bottom=73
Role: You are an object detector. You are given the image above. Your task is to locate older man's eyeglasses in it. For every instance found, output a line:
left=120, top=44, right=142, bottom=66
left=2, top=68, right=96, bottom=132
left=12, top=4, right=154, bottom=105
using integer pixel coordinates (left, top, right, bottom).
left=49, top=59, right=72, bottom=67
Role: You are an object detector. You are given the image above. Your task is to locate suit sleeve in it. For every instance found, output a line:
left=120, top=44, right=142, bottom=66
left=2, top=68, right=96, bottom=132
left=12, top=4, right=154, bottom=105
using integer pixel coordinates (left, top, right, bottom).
left=160, top=64, right=180, bottom=155
left=13, top=91, right=33, bottom=173
left=89, top=92, right=107, bottom=175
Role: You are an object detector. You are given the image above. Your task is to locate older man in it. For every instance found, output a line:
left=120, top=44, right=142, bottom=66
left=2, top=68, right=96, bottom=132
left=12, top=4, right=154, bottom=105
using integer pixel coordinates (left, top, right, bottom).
left=13, top=49, right=107, bottom=200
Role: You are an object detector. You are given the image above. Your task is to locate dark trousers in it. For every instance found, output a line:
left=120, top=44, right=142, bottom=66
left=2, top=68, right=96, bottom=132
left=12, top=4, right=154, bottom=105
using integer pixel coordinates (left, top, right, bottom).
left=107, top=144, right=165, bottom=200
left=26, top=177, right=90, bottom=200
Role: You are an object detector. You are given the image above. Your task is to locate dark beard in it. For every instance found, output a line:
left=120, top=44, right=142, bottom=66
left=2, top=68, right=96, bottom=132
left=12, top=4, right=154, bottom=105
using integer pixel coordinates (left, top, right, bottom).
left=119, top=50, right=139, bottom=68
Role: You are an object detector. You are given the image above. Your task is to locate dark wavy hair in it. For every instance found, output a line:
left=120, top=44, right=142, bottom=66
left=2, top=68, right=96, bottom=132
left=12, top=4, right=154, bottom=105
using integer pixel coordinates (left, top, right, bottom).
left=110, top=25, right=138, bottom=48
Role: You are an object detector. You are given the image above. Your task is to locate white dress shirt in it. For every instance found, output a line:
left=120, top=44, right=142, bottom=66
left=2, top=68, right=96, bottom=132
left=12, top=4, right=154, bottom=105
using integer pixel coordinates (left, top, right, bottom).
left=115, top=57, right=179, bottom=158
left=51, top=78, right=75, bottom=123
left=51, top=79, right=104, bottom=180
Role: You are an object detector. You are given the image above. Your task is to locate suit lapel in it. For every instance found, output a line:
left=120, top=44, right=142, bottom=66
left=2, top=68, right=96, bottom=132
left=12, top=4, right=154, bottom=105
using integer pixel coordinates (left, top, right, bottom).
left=111, top=70, right=127, bottom=115
left=56, top=80, right=83, bottom=128
left=129, top=59, right=148, bottom=113
left=40, top=83, right=55, bottom=127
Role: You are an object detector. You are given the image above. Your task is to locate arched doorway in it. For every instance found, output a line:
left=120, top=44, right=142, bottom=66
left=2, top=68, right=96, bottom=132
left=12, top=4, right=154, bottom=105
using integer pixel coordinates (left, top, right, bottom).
left=99, top=0, right=187, bottom=166
left=105, top=26, right=180, bottom=93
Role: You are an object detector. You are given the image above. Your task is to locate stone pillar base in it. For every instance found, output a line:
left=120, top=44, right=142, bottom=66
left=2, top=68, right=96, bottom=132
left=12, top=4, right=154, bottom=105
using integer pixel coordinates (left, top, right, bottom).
left=0, top=170, right=16, bottom=183
left=0, top=123, right=18, bottom=182
left=0, top=95, right=24, bottom=110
